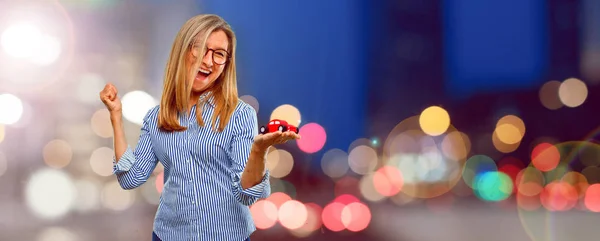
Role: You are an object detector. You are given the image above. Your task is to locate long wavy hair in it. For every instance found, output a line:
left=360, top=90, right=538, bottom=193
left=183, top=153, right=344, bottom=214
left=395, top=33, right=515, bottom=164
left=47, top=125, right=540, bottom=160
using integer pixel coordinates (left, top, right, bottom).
left=158, top=14, right=238, bottom=132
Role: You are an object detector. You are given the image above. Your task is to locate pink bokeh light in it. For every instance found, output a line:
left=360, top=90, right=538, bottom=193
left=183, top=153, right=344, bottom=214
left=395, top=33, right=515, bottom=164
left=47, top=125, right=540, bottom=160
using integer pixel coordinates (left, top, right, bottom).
left=297, top=123, right=327, bottom=154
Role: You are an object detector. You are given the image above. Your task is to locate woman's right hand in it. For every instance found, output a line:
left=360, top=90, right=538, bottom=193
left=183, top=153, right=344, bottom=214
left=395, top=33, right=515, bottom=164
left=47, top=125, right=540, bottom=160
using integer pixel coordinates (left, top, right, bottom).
left=99, top=83, right=122, bottom=116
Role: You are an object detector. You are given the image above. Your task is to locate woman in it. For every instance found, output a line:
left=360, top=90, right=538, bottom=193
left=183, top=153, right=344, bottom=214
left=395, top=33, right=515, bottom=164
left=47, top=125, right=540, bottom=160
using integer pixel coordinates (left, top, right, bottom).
left=99, top=14, right=299, bottom=241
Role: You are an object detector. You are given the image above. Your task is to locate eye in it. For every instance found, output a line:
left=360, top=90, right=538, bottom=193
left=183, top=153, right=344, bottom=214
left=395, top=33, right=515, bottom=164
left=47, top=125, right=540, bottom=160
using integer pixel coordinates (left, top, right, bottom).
left=215, top=50, right=227, bottom=58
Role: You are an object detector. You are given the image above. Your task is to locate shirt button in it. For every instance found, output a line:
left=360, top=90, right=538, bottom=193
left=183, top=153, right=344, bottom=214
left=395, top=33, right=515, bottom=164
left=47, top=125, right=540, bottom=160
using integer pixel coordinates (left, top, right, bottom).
left=192, top=201, right=195, bottom=204
left=189, top=179, right=193, bottom=182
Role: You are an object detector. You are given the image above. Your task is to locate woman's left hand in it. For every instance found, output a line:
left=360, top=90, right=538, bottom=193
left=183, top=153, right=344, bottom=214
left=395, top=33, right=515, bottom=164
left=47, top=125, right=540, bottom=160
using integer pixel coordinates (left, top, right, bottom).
left=253, top=131, right=301, bottom=151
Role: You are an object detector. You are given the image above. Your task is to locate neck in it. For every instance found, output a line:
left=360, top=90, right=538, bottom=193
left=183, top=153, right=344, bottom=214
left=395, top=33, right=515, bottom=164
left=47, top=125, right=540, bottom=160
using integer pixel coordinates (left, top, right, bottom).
left=189, top=89, right=209, bottom=111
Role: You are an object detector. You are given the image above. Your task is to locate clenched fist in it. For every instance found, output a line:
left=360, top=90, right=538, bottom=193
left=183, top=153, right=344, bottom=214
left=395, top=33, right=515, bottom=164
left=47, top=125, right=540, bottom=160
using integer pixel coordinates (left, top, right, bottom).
left=99, top=83, right=122, bottom=114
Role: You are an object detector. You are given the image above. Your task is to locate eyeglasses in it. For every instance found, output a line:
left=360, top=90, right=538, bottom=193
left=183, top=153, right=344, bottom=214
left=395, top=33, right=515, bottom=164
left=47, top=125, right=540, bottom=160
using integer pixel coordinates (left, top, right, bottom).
left=191, top=45, right=230, bottom=65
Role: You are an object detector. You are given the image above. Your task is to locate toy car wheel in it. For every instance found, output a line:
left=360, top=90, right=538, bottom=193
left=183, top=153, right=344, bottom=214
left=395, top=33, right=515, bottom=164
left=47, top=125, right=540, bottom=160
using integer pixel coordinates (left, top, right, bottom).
left=295, top=128, right=299, bottom=134
left=278, top=125, right=287, bottom=132
left=260, top=126, right=266, bottom=134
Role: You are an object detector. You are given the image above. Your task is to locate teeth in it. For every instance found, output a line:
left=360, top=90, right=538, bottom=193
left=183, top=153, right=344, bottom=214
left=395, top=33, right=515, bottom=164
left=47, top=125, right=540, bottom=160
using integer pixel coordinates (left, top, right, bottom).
left=198, top=69, right=211, bottom=74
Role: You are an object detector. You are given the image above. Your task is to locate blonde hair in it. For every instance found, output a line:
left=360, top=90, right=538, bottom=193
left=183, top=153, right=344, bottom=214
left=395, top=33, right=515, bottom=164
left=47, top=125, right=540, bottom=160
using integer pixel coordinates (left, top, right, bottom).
left=158, top=14, right=239, bottom=132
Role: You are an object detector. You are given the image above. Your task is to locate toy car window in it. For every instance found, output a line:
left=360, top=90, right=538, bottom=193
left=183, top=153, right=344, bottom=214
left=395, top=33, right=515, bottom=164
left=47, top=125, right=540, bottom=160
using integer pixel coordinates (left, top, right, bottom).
left=269, top=121, right=274, bottom=124
left=275, top=121, right=280, bottom=124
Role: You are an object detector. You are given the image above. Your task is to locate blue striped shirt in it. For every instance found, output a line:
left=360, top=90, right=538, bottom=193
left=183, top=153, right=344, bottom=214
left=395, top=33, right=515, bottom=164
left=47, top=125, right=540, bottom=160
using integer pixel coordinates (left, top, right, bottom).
left=112, top=93, right=270, bottom=241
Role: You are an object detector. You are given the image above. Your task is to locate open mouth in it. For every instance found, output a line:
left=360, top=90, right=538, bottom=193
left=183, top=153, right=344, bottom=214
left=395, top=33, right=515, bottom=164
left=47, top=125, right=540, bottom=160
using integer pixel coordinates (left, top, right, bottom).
left=196, top=69, right=211, bottom=80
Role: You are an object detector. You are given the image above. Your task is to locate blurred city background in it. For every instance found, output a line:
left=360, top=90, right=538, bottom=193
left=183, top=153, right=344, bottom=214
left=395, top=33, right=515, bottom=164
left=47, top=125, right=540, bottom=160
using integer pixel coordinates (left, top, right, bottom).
left=0, top=0, right=599, bottom=240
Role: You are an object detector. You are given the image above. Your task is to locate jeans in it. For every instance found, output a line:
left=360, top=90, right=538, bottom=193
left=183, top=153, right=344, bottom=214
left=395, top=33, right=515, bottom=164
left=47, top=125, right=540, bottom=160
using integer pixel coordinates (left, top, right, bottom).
left=152, top=232, right=250, bottom=241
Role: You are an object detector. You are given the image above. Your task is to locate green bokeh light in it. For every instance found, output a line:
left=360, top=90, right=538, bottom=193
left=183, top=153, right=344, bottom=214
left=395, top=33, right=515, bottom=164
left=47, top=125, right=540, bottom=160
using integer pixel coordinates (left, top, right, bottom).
left=473, top=171, right=513, bottom=202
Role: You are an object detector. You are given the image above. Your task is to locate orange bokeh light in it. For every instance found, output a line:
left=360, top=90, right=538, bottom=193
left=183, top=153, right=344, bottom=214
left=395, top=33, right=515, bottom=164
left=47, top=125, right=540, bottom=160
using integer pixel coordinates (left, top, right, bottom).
left=341, top=202, right=371, bottom=232
left=267, top=192, right=292, bottom=208
left=250, top=200, right=278, bottom=229
left=584, top=184, right=600, bottom=212
left=531, top=143, right=560, bottom=172
left=372, top=166, right=404, bottom=197
left=540, top=181, right=578, bottom=211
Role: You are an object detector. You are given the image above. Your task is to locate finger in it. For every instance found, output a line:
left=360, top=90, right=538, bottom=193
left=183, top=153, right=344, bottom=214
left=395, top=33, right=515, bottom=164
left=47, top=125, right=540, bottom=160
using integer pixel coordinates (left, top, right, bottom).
left=110, top=84, right=118, bottom=95
left=283, top=132, right=298, bottom=140
left=260, top=132, right=281, bottom=142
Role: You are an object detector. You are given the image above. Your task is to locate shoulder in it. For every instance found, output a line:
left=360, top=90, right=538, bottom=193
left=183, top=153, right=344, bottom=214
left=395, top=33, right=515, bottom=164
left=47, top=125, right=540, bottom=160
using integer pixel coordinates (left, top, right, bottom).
left=230, top=99, right=257, bottom=128
left=233, top=99, right=257, bottom=117
left=143, top=105, right=161, bottom=124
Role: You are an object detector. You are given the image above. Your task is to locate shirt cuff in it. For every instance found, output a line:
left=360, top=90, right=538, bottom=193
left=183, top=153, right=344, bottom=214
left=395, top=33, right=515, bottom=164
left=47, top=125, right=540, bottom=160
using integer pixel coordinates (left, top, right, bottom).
left=240, top=170, right=270, bottom=198
left=113, top=146, right=135, bottom=174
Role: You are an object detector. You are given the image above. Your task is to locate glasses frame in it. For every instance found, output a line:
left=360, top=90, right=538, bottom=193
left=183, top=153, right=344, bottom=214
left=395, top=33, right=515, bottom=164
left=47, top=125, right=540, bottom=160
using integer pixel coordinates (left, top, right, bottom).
left=191, top=44, right=231, bottom=65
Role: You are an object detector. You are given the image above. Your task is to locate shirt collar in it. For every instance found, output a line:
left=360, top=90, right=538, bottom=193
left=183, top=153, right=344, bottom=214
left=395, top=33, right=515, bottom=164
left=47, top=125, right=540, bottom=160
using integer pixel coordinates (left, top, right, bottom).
left=199, top=91, right=215, bottom=107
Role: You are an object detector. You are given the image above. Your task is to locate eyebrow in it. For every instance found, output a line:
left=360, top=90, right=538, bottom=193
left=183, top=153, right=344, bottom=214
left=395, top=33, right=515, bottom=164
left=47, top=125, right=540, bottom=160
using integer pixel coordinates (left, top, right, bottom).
left=210, top=47, right=228, bottom=52
left=193, top=42, right=228, bottom=52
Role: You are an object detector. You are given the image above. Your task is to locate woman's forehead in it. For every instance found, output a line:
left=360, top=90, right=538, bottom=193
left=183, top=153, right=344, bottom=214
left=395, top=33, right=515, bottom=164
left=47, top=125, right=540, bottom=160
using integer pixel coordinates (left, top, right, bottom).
left=201, top=30, right=229, bottom=50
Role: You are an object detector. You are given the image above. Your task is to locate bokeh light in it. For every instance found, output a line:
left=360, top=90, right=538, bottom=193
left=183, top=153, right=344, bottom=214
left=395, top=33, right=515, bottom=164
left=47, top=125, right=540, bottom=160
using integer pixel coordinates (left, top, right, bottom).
left=266, top=148, right=294, bottom=178
left=250, top=200, right=278, bottom=230
left=91, top=109, right=113, bottom=138
left=43, top=139, right=73, bottom=169
left=492, top=131, right=520, bottom=153
left=1, top=22, right=43, bottom=58
left=25, top=168, right=76, bottom=220
left=419, top=106, right=450, bottom=136
left=267, top=192, right=292, bottom=209
left=463, top=155, right=497, bottom=189
left=348, top=145, right=378, bottom=175
left=516, top=167, right=545, bottom=197
left=278, top=200, right=308, bottom=230
left=270, top=104, right=301, bottom=127
left=441, top=131, right=471, bottom=161
left=495, top=115, right=525, bottom=145
left=100, top=180, right=135, bottom=211
left=531, top=143, right=560, bottom=172
left=341, top=202, right=371, bottom=232
left=539, top=80, right=563, bottom=110
left=473, top=171, right=513, bottom=202
left=290, top=203, right=322, bottom=237
left=240, top=95, right=260, bottom=113
left=359, top=173, right=386, bottom=202
left=0, top=93, right=24, bottom=125
left=89, top=147, right=115, bottom=177
left=72, top=178, right=101, bottom=212
left=29, top=35, right=62, bottom=66
left=584, top=184, right=600, bottom=212
left=297, top=123, right=327, bottom=154
left=321, top=148, right=350, bottom=179
left=322, top=202, right=346, bottom=232
left=558, top=78, right=588, bottom=108
left=540, top=181, right=578, bottom=211
left=372, top=166, right=404, bottom=197
left=121, top=90, right=157, bottom=125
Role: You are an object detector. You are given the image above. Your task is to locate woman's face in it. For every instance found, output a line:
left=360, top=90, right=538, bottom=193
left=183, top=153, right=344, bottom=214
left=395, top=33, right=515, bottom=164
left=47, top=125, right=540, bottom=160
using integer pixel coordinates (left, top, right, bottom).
left=187, top=29, right=229, bottom=94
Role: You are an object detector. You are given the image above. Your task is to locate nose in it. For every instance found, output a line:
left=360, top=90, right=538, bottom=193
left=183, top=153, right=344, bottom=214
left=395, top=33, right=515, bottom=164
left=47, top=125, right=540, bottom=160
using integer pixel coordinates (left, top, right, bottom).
left=202, top=49, right=213, bottom=67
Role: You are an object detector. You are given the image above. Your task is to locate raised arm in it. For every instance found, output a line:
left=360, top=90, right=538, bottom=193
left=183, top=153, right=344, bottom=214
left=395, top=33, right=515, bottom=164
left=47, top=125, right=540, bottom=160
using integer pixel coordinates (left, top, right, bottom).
left=100, top=84, right=159, bottom=190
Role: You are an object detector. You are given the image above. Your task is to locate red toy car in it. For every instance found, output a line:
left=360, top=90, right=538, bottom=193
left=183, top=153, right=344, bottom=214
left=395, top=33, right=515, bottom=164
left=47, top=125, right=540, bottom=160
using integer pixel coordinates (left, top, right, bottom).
left=259, top=119, right=299, bottom=134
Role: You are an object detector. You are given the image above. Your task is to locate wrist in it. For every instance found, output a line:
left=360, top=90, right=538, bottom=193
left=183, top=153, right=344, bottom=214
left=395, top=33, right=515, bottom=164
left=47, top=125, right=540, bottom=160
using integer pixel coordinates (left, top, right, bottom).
left=109, top=111, right=122, bottom=123
left=251, top=143, right=269, bottom=155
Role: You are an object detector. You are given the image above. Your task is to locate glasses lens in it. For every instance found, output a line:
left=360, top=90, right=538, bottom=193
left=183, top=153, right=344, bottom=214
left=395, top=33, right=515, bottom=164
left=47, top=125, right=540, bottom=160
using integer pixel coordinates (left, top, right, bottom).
left=213, top=50, right=228, bottom=65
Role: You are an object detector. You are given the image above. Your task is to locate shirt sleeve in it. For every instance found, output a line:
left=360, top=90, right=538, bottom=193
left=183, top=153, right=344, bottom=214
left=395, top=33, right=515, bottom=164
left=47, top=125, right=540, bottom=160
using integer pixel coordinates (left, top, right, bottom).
left=113, top=107, right=159, bottom=190
left=229, top=104, right=271, bottom=206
